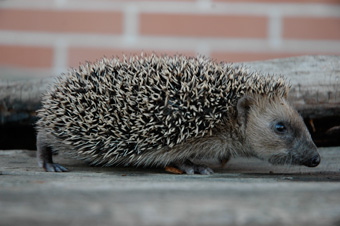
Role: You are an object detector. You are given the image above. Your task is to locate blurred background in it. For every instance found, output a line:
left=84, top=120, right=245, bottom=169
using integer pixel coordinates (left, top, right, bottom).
left=0, top=0, right=340, bottom=77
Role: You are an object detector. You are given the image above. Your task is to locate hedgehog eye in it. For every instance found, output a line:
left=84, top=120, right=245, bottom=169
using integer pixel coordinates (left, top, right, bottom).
left=275, top=122, right=287, bottom=133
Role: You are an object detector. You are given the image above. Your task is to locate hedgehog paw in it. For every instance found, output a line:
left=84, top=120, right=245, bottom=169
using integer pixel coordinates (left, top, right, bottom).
left=175, top=160, right=214, bottom=175
left=43, top=162, right=68, bottom=172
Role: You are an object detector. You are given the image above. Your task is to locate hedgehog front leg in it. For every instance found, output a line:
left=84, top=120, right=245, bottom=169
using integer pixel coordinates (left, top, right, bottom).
left=36, top=131, right=68, bottom=172
left=173, top=159, right=214, bottom=175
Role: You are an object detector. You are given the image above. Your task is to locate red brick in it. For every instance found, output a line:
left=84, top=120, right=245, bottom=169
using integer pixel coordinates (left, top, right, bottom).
left=68, top=48, right=196, bottom=68
left=0, top=9, right=123, bottom=34
left=140, top=13, right=267, bottom=38
left=211, top=52, right=306, bottom=62
left=283, top=17, right=340, bottom=40
left=0, top=45, right=53, bottom=69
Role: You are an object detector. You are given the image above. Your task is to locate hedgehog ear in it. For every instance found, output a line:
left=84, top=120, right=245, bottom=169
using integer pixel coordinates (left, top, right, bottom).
left=236, top=95, right=255, bottom=126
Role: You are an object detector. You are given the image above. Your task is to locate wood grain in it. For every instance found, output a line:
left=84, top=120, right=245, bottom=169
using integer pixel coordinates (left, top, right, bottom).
left=1, top=55, right=339, bottom=124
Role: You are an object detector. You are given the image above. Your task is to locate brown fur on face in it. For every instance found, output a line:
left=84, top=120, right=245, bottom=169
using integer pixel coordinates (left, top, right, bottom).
left=237, top=94, right=320, bottom=167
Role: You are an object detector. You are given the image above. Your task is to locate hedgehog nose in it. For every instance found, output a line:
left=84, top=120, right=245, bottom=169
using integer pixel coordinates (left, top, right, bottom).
left=306, top=154, right=321, bottom=167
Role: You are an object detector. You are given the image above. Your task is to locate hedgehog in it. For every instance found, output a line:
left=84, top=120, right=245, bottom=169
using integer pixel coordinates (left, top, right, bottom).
left=36, top=54, right=320, bottom=174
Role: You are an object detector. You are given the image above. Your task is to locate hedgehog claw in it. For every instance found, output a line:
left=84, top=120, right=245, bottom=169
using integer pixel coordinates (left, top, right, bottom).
left=199, top=167, right=214, bottom=175
left=175, top=160, right=214, bottom=175
left=44, top=162, right=68, bottom=172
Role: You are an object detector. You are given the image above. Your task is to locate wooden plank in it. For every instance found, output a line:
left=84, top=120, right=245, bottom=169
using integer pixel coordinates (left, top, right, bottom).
left=243, top=55, right=340, bottom=118
left=1, top=55, right=339, bottom=124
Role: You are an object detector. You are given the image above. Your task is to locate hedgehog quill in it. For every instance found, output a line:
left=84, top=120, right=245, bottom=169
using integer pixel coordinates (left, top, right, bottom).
left=36, top=54, right=320, bottom=174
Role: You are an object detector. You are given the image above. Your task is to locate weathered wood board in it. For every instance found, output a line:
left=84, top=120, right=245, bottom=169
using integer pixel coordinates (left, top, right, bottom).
left=1, top=55, right=339, bottom=124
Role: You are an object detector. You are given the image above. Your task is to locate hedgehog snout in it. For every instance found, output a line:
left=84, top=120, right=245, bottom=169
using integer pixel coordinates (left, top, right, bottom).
left=303, top=154, right=321, bottom=167
left=295, top=138, right=320, bottom=167
left=301, top=144, right=320, bottom=167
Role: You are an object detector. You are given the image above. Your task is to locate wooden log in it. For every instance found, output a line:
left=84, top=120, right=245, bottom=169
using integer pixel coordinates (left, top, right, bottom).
left=0, top=55, right=339, bottom=125
left=0, top=69, right=51, bottom=124
left=242, top=55, right=340, bottom=118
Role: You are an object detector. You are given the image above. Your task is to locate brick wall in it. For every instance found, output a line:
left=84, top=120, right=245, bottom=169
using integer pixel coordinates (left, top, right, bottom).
left=0, top=0, right=340, bottom=75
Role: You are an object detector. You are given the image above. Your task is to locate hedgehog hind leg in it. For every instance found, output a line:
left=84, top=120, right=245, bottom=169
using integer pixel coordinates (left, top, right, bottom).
left=219, top=155, right=231, bottom=168
left=173, top=159, right=214, bottom=175
left=36, top=131, right=68, bottom=172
